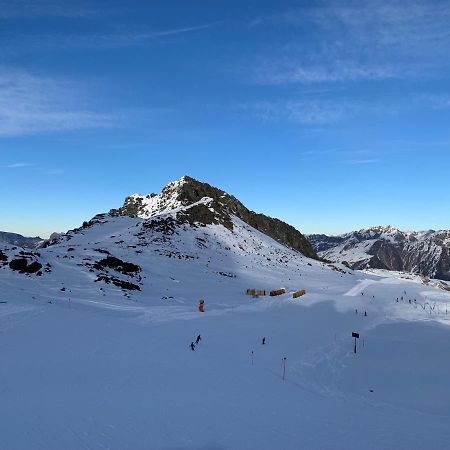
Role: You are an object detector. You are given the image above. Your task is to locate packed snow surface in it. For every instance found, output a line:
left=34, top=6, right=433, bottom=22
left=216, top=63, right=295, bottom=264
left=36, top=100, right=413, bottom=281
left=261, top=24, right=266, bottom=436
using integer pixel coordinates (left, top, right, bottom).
left=1, top=213, right=450, bottom=449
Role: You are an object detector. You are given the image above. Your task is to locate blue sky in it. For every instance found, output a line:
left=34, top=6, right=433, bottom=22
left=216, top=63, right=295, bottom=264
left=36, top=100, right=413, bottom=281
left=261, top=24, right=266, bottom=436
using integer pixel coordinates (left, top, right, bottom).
left=1, top=0, right=450, bottom=238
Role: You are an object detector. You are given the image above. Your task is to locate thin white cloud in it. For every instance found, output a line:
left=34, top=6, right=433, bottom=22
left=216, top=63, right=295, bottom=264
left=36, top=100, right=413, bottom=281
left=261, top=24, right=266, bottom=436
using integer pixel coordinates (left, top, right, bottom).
left=10, top=22, right=217, bottom=50
left=251, top=0, right=450, bottom=84
left=254, top=61, right=401, bottom=85
left=0, top=0, right=98, bottom=18
left=243, top=99, right=358, bottom=124
left=0, top=68, right=115, bottom=136
left=43, top=168, right=64, bottom=175
left=140, top=23, right=216, bottom=39
left=107, top=22, right=217, bottom=47
left=340, top=159, right=380, bottom=165
left=417, top=94, right=450, bottom=110
left=5, top=162, right=34, bottom=168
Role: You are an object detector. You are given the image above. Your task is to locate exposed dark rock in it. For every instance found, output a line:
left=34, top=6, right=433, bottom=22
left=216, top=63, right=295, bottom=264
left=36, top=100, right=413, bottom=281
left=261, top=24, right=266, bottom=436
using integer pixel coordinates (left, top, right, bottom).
left=217, top=271, right=236, bottom=278
left=9, top=258, right=28, bottom=272
left=95, top=274, right=141, bottom=291
left=94, top=248, right=111, bottom=255
left=94, top=256, right=141, bottom=275
left=27, top=261, right=43, bottom=273
left=143, top=217, right=179, bottom=235
left=0, top=250, right=7, bottom=263
left=9, top=258, right=43, bottom=274
left=176, top=200, right=234, bottom=230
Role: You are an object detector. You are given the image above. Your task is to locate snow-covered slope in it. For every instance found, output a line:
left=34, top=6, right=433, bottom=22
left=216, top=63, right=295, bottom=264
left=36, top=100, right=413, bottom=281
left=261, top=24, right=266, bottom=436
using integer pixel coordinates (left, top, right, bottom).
left=309, top=226, right=450, bottom=281
left=1, top=181, right=450, bottom=449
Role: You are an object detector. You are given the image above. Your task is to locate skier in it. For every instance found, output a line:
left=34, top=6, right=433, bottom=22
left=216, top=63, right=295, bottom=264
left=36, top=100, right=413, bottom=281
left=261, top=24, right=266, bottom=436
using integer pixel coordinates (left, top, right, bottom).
left=190, top=342, right=196, bottom=351
left=355, top=309, right=358, bottom=314
left=364, top=311, right=367, bottom=317
left=195, top=334, right=201, bottom=345
left=262, top=337, right=266, bottom=345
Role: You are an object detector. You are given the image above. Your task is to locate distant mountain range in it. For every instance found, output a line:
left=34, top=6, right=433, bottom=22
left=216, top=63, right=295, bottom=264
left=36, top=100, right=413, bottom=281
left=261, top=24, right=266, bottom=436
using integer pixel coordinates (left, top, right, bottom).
left=0, top=232, right=42, bottom=248
left=308, top=226, right=450, bottom=281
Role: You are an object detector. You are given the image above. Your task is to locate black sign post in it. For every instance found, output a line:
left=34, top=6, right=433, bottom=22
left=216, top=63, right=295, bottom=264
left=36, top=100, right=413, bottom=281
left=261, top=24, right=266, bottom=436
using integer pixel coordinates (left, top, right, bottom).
left=352, top=332, right=360, bottom=354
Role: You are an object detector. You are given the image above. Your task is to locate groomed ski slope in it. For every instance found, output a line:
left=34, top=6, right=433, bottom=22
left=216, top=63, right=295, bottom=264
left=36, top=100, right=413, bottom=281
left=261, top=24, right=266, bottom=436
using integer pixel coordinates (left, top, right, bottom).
left=1, top=214, right=450, bottom=449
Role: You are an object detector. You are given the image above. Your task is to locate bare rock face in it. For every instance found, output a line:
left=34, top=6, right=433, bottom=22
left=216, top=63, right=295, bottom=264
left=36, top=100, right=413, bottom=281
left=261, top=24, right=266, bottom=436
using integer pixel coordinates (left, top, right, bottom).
left=309, top=227, right=450, bottom=281
left=111, top=176, right=318, bottom=259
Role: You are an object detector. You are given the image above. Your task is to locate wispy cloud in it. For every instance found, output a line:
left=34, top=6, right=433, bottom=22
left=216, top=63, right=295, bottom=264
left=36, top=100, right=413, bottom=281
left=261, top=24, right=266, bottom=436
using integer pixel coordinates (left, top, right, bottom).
left=1, top=162, right=65, bottom=176
left=243, top=90, right=450, bottom=127
left=138, top=23, right=216, bottom=39
left=43, top=168, right=64, bottom=175
left=9, top=22, right=217, bottom=51
left=254, top=61, right=402, bottom=85
left=417, top=94, right=450, bottom=110
left=0, top=68, right=115, bottom=136
left=251, top=0, right=450, bottom=84
left=0, top=0, right=98, bottom=18
left=105, top=22, right=217, bottom=47
left=242, top=99, right=360, bottom=124
left=5, top=162, right=34, bottom=168
left=340, top=159, right=380, bottom=165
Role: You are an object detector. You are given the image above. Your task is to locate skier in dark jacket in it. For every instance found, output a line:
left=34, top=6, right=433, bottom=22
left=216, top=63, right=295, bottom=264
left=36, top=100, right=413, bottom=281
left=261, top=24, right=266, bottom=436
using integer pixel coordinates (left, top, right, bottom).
left=195, top=334, right=201, bottom=345
left=262, top=337, right=266, bottom=345
left=190, top=342, right=195, bottom=351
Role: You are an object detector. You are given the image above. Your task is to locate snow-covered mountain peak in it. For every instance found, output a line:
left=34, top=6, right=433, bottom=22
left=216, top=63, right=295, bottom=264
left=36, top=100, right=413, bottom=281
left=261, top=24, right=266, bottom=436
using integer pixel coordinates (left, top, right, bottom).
left=117, top=175, right=194, bottom=219
left=110, top=176, right=318, bottom=258
left=364, top=225, right=400, bottom=235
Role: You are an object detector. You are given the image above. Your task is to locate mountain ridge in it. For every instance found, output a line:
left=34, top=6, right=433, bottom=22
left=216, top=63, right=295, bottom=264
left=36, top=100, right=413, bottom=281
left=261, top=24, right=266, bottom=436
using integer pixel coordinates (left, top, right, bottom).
left=308, top=226, right=450, bottom=281
left=0, top=231, right=43, bottom=248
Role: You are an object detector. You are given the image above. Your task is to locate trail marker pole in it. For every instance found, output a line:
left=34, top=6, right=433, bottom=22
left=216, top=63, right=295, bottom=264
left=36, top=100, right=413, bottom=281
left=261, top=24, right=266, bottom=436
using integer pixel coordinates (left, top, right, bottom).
left=282, top=357, right=287, bottom=380
left=352, top=332, right=360, bottom=354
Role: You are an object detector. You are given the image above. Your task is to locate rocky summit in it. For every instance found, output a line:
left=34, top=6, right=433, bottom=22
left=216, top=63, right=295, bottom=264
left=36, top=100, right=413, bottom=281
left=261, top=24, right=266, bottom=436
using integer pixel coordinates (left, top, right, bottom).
left=309, top=226, right=450, bottom=281
left=111, top=176, right=317, bottom=259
